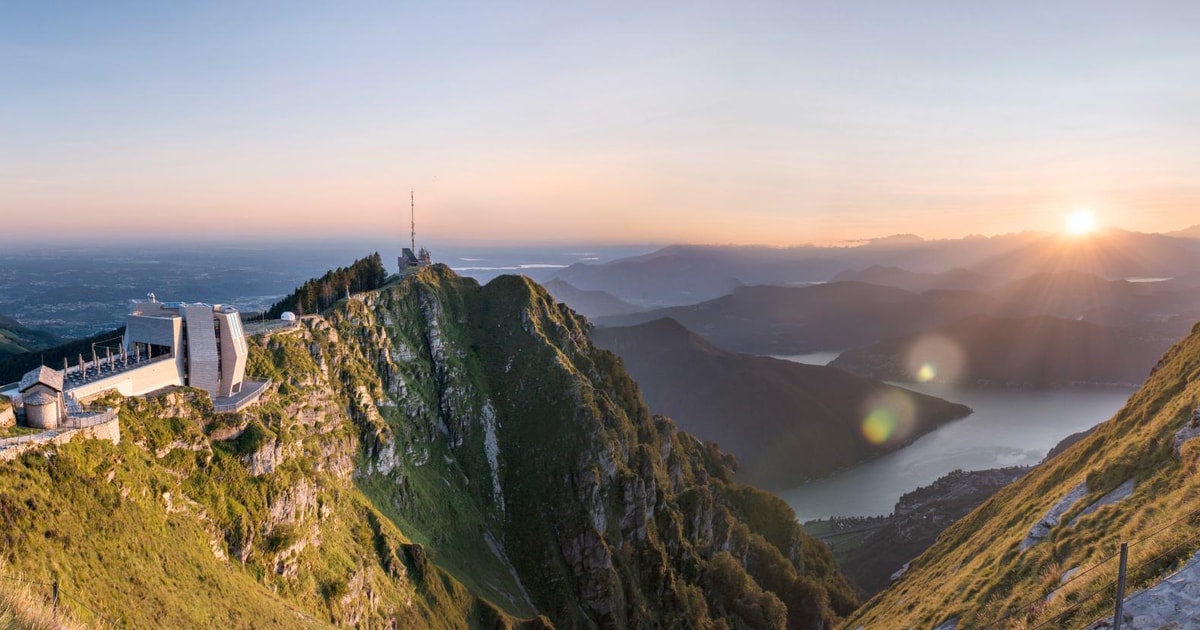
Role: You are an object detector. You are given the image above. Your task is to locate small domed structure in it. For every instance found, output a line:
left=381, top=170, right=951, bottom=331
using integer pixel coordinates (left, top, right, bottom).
left=281, top=311, right=297, bottom=322
left=18, top=366, right=64, bottom=430
left=23, top=391, right=60, bottom=429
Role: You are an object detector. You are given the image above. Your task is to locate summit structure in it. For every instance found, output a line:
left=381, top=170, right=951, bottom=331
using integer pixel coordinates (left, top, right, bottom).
left=2, top=294, right=266, bottom=429
left=398, top=189, right=432, bottom=274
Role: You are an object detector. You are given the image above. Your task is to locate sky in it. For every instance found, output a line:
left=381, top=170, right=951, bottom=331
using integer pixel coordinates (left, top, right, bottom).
left=3, top=1, right=1200, bottom=246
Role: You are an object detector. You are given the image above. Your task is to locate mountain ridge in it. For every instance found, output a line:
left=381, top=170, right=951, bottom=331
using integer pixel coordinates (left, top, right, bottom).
left=0, top=264, right=858, bottom=628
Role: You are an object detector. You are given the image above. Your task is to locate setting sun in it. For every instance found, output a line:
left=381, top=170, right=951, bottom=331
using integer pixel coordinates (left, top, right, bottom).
left=1066, top=209, right=1097, bottom=235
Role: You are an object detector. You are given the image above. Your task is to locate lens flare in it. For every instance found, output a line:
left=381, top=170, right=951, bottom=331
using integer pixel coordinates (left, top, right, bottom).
left=860, top=389, right=918, bottom=446
left=904, top=335, right=967, bottom=384
left=861, top=409, right=896, bottom=445
left=916, top=362, right=937, bottom=383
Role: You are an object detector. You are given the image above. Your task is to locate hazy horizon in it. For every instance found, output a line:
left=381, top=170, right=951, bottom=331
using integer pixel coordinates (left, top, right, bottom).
left=6, top=2, right=1200, bottom=245
left=4, top=221, right=1197, bottom=254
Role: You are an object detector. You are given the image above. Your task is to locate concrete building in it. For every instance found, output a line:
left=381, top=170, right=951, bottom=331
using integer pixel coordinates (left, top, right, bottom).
left=121, top=295, right=249, bottom=398
left=0, top=294, right=266, bottom=414
left=0, top=294, right=266, bottom=451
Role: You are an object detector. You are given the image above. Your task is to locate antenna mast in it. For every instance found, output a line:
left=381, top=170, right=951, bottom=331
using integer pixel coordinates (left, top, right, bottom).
left=410, top=189, right=416, bottom=252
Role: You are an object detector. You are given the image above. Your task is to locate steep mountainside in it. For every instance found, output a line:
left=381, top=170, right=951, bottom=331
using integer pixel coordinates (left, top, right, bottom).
left=831, top=314, right=1177, bottom=387
left=0, top=315, right=60, bottom=362
left=0, top=265, right=857, bottom=628
left=850, top=321, right=1200, bottom=628
left=590, top=319, right=971, bottom=487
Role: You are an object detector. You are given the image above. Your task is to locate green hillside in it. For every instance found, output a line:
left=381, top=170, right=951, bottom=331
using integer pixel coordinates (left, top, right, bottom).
left=0, top=264, right=857, bottom=628
left=0, top=315, right=60, bottom=364
left=849, top=320, right=1200, bottom=628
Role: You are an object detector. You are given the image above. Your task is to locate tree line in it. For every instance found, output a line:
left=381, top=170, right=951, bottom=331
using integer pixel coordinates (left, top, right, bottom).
left=267, top=253, right=389, bottom=318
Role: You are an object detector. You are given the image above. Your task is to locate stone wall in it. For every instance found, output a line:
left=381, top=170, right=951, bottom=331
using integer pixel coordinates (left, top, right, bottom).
left=0, top=414, right=120, bottom=462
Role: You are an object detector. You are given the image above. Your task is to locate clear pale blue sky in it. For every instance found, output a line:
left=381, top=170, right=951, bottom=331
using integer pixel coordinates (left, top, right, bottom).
left=4, top=1, right=1199, bottom=245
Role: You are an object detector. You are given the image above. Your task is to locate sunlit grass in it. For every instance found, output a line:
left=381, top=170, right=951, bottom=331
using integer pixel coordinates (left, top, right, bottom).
left=849, top=322, right=1200, bottom=627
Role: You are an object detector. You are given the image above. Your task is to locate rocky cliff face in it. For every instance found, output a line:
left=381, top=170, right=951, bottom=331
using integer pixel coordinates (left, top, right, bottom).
left=0, top=265, right=857, bottom=629
left=325, top=266, right=858, bottom=627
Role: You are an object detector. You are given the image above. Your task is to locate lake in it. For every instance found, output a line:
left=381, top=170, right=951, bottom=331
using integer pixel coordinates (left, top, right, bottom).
left=775, top=380, right=1136, bottom=521
left=769, top=352, right=842, bottom=366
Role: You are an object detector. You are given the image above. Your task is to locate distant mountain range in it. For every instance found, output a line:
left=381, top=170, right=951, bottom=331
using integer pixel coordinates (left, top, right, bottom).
left=1166, top=224, right=1200, bottom=239
left=591, top=318, right=972, bottom=487
left=554, top=229, right=1200, bottom=307
left=597, top=270, right=1200, bottom=357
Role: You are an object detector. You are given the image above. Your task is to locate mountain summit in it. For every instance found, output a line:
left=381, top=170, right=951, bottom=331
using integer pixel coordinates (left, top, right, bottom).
left=0, top=264, right=857, bottom=628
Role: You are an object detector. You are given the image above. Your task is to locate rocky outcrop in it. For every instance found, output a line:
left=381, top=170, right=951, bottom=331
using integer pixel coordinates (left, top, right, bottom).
left=1172, top=406, right=1200, bottom=457
left=1020, top=482, right=1088, bottom=551
left=1068, top=478, right=1135, bottom=528
left=1085, top=550, right=1200, bottom=630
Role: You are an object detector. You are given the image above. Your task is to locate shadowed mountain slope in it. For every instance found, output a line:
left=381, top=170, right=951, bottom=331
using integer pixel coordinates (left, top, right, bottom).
left=597, top=282, right=989, bottom=355
left=831, top=314, right=1178, bottom=387
left=542, top=278, right=642, bottom=319
left=591, top=318, right=971, bottom=488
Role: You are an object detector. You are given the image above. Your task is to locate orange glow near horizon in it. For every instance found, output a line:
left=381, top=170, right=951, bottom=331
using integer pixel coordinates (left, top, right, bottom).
left=1065, top=209, right=1098, bottom=236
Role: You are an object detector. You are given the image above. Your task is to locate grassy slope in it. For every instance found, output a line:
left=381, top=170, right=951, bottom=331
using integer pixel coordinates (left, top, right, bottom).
left=849, top=321, right=1200, bottom=628
left=0, top=560, right=84, bottom=630
left=0, top=340, right=520, bottom=629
